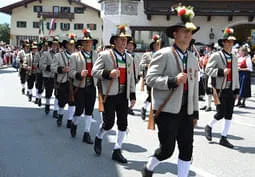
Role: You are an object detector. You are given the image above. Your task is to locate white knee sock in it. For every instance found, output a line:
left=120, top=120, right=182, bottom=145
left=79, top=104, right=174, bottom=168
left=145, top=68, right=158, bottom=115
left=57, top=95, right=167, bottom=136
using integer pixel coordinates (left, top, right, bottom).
left=143, top=101, right=149, bottom=109
left=28, top=89, right=32, bottom=95
left=84, top=115, right=92, bottom=133
left=72, top=115, right=81, bottom=125
left=22, top=84, right=25, bottom=89
left=68, top=106, right=75, bottom=120
left=114, top=130, right=126, bottom=150
left=36, top=89, right=39, bottom=98
left=222, top=119, right=231, bottom=137
left=58, top=107, right=64, bottom=116
left=207, top=95, right=212, bottom=108
left=177, top=159, right=191, bottom=177
left=146, top=156, right=160, bottom=171
left=209, top=119, right=217, bottom=128
left=96, top=123, right=107, bottom=139
left=46, top=98, right=50, bottom=105
left=53, top=98, right=58, bottom=111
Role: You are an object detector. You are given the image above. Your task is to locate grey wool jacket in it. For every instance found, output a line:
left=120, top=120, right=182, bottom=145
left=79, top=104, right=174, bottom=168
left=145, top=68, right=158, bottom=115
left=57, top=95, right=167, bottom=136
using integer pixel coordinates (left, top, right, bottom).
left=39, top=50, right=56, bottom=78
left=51, top=50, right=71, bottom=83
left=146, top=47, right=199, bottom=118
left=69, top=50, right=98, bottom=88
left=205, top=50, right=239, bottom=92
left=23, top=52, right=37, bottom=75
left=92, top=49, right=136, bottom=100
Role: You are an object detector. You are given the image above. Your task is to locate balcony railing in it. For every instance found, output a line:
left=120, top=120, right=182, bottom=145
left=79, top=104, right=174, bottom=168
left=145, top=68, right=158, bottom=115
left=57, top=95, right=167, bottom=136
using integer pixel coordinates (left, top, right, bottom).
left=37, top=12, right=74, bottom=20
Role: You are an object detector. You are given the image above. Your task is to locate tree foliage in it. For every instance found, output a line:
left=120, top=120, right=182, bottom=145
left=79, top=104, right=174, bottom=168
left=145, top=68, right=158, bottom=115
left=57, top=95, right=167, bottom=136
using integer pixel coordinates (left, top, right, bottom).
left=0, top=23, right=10, bottom=44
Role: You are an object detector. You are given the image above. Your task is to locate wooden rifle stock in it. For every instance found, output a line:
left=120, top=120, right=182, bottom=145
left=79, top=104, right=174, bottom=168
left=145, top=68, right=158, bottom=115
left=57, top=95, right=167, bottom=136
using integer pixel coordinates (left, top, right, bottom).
left=69, top=80, right=74, bottom=102
left=212, top=87, right=220, bottom=105
left=97, top=80, right=104, bottom=112
left=147, top=101, right=155, bottom=130
left=140, top=72, right=145, bottom=91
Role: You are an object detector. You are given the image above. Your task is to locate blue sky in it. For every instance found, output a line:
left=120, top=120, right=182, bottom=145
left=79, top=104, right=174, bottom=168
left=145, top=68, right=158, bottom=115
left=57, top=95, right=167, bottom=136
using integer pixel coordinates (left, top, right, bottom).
left=0, top=0, right=100, bottom=24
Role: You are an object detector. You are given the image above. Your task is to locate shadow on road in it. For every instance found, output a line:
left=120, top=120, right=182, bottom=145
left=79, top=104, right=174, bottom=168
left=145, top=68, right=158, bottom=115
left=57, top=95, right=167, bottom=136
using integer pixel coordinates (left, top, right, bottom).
left=124, top=160, right=197, bottom=176
left=0, top=106, right=122, bottom=177
left=0, top=68, right=18, bottom=74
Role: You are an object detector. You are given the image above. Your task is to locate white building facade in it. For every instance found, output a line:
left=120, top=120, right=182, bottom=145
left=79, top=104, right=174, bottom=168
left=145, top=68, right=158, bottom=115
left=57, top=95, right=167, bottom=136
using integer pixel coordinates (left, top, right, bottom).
left=99, top=0, right=255, bottom=52
left=0, top=0, right=103, bottom=46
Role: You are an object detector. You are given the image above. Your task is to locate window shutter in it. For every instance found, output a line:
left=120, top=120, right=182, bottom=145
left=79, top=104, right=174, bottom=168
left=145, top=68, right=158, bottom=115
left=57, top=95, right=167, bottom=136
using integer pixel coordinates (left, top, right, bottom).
left=60, top=23, right=63, bottom=30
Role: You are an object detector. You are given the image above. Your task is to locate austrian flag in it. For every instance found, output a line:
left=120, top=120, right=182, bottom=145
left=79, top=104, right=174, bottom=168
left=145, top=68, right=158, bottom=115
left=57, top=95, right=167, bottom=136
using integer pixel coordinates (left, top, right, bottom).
left=48, top=18, right=56, bottom=35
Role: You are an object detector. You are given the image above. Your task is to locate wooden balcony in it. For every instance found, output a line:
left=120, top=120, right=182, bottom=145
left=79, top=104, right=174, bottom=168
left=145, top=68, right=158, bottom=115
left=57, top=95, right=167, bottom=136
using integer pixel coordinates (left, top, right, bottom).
left=37, top=12, right=75, bottom=21
left=143, top=0, right=255, bottom=20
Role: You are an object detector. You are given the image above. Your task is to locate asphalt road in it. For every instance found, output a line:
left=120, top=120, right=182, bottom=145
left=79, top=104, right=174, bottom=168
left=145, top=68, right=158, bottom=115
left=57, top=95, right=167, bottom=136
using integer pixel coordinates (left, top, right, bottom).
left=0, top=67, right=255, bottom=177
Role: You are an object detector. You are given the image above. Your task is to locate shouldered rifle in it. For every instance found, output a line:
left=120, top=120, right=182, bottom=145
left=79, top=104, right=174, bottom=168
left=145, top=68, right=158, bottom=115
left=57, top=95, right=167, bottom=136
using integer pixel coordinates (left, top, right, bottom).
left=140, top=70, right=145, bottom=91
left=102, top=50, right=117, bottom=103
left=147, top=47, right=181, bottom=130
left=97, top=80, right=104, bottom=112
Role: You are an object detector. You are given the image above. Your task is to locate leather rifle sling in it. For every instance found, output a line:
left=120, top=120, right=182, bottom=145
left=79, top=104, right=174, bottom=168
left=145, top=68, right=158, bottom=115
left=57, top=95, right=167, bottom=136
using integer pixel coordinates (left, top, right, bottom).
left=154, top=47, right=182, bottom=118
left=103, top=49, right=117, bottom=103
left=57, top=52, right=69, bottom=86
left=73, top=52, right=86, bottom=96
left=218, top=51, right=227, bottom=97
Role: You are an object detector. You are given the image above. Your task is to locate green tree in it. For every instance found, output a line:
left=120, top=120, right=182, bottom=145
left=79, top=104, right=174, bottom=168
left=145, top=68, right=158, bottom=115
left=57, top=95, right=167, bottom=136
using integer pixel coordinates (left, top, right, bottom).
left=0, top=23, right=10, bottom=44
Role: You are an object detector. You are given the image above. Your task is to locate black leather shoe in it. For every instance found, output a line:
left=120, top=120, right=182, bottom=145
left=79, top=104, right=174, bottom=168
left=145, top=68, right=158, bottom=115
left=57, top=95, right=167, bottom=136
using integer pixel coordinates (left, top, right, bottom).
left=28, top=94, right=32, bottom=102
left=219, top=136, right=234, bottom=148
left=66, top=120, right=72, bottom=128
left=142, top=166, right=153, bottom=177
left=53, top=110, right=58, bottom=119
left=141, top=107, right=146, bottom=120
left=128, top=107, right=135, bottom=115
left=45, top=105, right=50, bottom=114
left=112, top=149, right=128, bottom=163
left=82, top=132, right=94, bottom=144
left=205, top=107, right=212, bottom=112
left=22, top=88, right=25, bottom=95
left=94, top=136, right=102, bottom=155
left=205, top=125, right=212, bottom=141
left=35, top=98, right=38, bottom=104
left=38, top=99, right=42, bottom=107
left=200, top=106, right=207, bottom=110
left=57, top=115, right=63, bottom=127
left=70, top=122, right=77, bottom=138
left=239, top=103, right=246, bottom=108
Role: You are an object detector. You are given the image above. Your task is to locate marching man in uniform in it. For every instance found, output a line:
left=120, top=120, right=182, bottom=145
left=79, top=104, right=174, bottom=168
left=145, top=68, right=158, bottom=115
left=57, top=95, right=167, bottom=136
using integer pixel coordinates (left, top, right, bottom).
left=40, top=37, right=60, bottom=115
left=142, top=5, right=199, bottom=177
left=140, top=35, right=162, bottom=120
left=204, top=28, right=240, bottom=148
left=126, top=39, right=140, bottom=115
left=34, top=37, right=49, bottom=107
left=23, top=41, right=38, bottom=102
left=69, top=29, right=98, bottom=144
left=17, top=40, right=30, bottom=95
left=92, top=25, right=136, bottom=163
left=52, top=34, right=76, bottom=127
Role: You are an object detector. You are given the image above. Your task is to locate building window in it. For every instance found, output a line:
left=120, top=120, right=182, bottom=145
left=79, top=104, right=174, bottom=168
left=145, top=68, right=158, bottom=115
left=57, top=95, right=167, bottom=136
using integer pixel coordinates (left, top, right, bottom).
left=74, top=7, right=84, bottom=14
left=104, top=0, right=119, bottom=15
left=61, top=23, right=70, bottom=31
left=33, top=22, right=40, bottom=28
left=87, top=24, right=97, bottom=31
left=17, top=21, right=27, bottom=28
left=74, top=23, right=84, bottom=30
left=46, top=22, right=57, bottom=30
left=61, top=7, right=71, bottom=13
left=34, top=6, right=42, bottom=13
left=121, top=1, right=138, bottom=15
left=130, top=26, right=170, bottom=52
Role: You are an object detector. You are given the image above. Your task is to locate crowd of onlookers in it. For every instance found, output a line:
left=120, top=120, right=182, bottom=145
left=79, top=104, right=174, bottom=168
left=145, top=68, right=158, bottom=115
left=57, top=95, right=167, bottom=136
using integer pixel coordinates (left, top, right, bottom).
left=0, top=41, right=19, bottom=68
